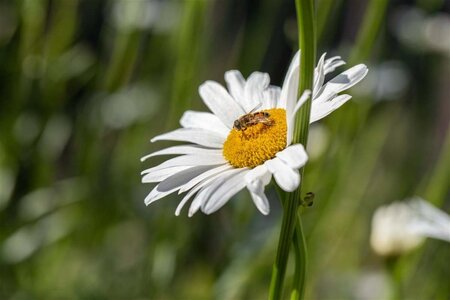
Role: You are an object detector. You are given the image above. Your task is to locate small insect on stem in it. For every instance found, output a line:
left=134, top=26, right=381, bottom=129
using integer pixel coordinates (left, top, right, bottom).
left=301, top=192, right=315, bottom=207
left=233, top=103, right=274, bottom=131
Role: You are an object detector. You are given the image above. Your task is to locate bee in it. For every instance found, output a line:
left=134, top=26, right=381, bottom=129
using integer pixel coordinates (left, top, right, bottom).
left=233, top=104, right=274, bottom=131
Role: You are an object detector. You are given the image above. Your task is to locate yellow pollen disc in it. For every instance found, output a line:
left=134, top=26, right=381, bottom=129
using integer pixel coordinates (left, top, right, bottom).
left=223, top=108, right=287, bottom=168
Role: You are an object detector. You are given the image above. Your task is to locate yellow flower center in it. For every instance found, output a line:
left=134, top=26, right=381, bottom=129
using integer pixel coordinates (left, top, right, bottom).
left=223, top=108, right=287, bottom=168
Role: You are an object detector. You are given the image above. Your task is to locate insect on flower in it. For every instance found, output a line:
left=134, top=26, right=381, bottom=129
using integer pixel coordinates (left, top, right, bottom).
left=233, top=104, right=274, bottom=131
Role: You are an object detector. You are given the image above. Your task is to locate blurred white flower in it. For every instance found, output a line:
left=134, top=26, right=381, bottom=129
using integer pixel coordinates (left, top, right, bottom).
left=1, top=210, right=76, bottom=263
left=111, top=0, right=179, bottom=33
left=370, top=197, right=450, bottom=256
left=102, top=84, right=159, bottom=129
left=142, top=52, right=367, bottom=216
left=392, top=7, right=450, bottom=56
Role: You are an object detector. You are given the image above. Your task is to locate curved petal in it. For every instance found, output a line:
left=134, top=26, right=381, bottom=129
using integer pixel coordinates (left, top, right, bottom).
left=310, top=94, right=352, bottom=123
left=264, top=157, right=300, bottom=192
left=201, top=169, right=249, bottom=215
left=144, top=184, right=178, bottom=205
left=279, top=51, right=300, bottom=117
left=262, top=85, right=281, bottom=109
left=245, top=165, right=271, bottom=215
left=199, top=81, right=245, bottom=128
left=141, top=154, right=226, bottom=175
left=243, top=72, right=270, bottom=112
left=179, top=164, right=232, bottom=193
left=276, top=144, right=308, bottom=169
left=180, top=110, right=229, bottom=137
left=175, top=167, right=234, bottom=216
left=188, top=168, right=243, bottom=217
left=313, top=53, right=326, bottom=98
left=314, top=64, right=368, bottom=103
left=245, top=164, right=271, bottom=186
left=157, top=165, right=216, bottom=192
left=141, top=145, right=222, bottom=162
left=142, top=166, right=192, bottom=183
left=151, top=128, right=225, bottom=148
left=287, top=90, right=311, bottom=145
left=324, top=56, right=346, bottom=74
left=225, top=70, right=246, bottom=105
left=248, top=183, right=270, bottom=215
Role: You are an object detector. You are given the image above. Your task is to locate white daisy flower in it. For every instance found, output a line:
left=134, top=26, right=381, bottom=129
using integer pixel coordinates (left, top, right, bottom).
left=370, top=197, right=450, bottom=256
left=141, top=51, right=368, bottom=216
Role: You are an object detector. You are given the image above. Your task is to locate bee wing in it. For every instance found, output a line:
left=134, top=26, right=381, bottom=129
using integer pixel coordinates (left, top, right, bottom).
left=247, top=102, right=262, bottom=113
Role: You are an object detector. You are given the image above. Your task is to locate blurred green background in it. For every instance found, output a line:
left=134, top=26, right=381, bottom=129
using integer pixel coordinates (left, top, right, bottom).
left=0, top=0, right=449, bottom=299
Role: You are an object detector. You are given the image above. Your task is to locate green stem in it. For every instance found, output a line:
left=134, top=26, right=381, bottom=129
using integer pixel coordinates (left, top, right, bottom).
left=290, top=213, right=308, bottom=300
left=167, top=0, right=208, bottom=126
left=349, top=0, right=390, bottom=64
left=422, top=126, right=450, bottom=206
left=316, top=0, right=344, bottom=44
left=269, top=0, right=315, bottom=299
left=386, top=256, right=402, bottom=300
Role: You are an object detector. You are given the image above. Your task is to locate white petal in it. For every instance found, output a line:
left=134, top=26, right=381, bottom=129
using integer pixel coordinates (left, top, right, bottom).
left=291, top=90, right=312, bottom=120
left=248, top=185, right=270, bottom=215
left=287, top=90, right=311, bottom=145
left=199, top=81, right=245, bottom=128
left=151, top=128, right=225, bottom=148
left=225, top=70, right=246, bottom=105
left=264, top=157, right=300, bottom=192
left=245, top=164, right=271, bottom=186
left=262, top=86, right=281, bottom=109
left=141, top=145, right=222, bottom=162
left=201, top=169, right=249, bottom=215
left=175, top=166, right=235, bottom=216
left=313, top=53, right=326, bottom=98
left=324, top=56, right=346, bottom=74
left=157, top=165, right=216, bottom=192
left=310, top=94, right=352, bottom=123
left=180, top=110, right=229, bottom=137
left=314, top=64, right=368, bottom=104
left=141, top=154, right=226, bottom=175
left=144, top=184, right=178, bottom=205
left=245, top=166, right=271, bottom=215
left=188, top=168, right=242, bottom=217
left=141, top=166, right=191, bottom=183
left=279, top=51, right=300, bottom=126
left=188, top=186, right=213, bottom=217
left=243, top=72, right=270, bottom=111
left=276, top=144, right=308, bottom=169
left=179, top=164, right=232, bottom=193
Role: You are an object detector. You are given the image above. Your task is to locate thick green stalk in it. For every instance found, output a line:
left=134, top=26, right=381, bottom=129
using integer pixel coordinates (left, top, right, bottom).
left=269, top=0, right=315, bottom=299
left=290, top=213, right=308, bottom=300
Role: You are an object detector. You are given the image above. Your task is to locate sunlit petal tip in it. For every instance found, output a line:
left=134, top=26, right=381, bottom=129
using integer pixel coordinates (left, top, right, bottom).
left=276, top=144, right=308, bottom=169
left=248, top=186, right=270, bottom=215
left=265, top=158, right=300, bottom=192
